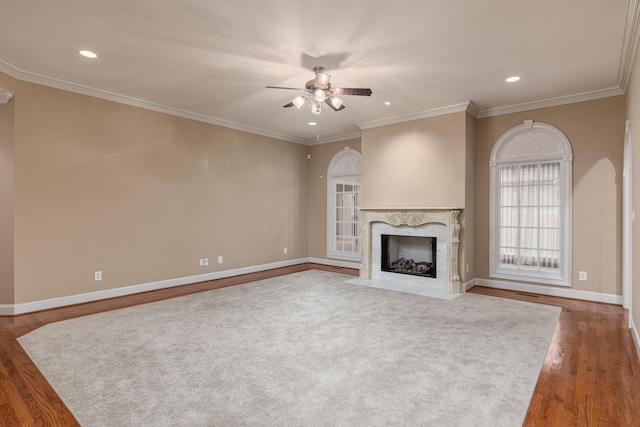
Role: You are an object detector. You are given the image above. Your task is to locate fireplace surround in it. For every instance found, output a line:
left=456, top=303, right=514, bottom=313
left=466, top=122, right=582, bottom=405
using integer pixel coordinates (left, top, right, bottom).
left=360, top=208, right=462, bottom=293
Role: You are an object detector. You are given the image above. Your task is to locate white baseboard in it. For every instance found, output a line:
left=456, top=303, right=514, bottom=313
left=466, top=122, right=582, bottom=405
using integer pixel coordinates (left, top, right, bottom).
left=5, top=258, right=309, bottom=316
left=473, top=278, right=623, bottom=305
left=3, top=264, right=622, bottom=316
left=308, top=257, right=361, bottom=270
left=631, top=312, right=640, bottom=360
left=462, top=279, right=476, bottom=292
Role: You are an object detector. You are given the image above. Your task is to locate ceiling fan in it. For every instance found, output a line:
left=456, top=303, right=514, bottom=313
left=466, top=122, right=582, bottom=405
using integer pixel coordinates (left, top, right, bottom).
left=266, top=66, right=372, bottom=114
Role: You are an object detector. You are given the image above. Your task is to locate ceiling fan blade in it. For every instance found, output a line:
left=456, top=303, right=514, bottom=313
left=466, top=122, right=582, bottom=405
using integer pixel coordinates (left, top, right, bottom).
left=283, top=102, right=295, bottom=108
left=266, top=86, right=306, bottom=91
left=332, top=87, right=373, bottom=96
left=325, top=98, right=346, bottom=111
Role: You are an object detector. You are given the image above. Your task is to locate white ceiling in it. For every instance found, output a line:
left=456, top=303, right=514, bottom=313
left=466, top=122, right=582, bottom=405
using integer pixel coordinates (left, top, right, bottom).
left=0, top=0, right=637, bottom=144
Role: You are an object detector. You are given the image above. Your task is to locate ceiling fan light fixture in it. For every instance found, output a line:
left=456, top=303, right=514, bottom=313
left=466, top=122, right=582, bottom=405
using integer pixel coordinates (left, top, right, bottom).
left=330, top=96, right=343, bottom=109
left=267, top=66, right=372, bottom=114
left=313, top=71, right=331, bottom=88
left=292, top=96, right=305, bottom=109
left=314, top=89, right=326, bottom=102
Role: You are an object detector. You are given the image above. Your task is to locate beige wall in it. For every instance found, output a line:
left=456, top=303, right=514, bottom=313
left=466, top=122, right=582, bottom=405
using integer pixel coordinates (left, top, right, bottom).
left=0, top=96, right=14, bottom=303
left=1, top=68, right=630, bottom=307
left=307, top=139, right=361, bottom=260
left=475, top=96, right=625, bottom=295
left=11, top=79, right=309, bottom=303
left=361, top=112, right=467, bottom=209
left=626, top=43, right=640, bottom=339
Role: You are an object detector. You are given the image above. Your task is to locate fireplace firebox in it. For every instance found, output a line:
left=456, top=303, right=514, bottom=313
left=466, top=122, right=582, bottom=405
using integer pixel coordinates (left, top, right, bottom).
left=381, top=235, right=437, bottom=278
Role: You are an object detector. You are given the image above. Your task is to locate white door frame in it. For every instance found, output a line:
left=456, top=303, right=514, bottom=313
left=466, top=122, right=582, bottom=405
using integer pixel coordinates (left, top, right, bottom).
left=623, top=120, right=633, bottom=321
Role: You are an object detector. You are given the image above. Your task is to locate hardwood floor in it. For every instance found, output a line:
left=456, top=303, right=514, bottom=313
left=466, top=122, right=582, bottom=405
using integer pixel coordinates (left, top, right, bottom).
left=0, top=265, right=638, bottom=426
left=469, top=286, right=640, bottom=426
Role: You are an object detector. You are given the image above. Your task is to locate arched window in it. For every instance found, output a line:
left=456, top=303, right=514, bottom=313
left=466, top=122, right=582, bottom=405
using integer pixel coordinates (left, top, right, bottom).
left=490, top=120, right=573, bottom=286
left=327, top=148, right=362, bottom=261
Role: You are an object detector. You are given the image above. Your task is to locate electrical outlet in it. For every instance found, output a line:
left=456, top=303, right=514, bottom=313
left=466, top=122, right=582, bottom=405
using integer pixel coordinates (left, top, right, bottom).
left=218, top=256, right=223, bottom=264
left=203, top=258, right=208, bottom=266
left=579, top=271, right=587, bottom=281
left=284, top=248, right=288, bottom=254
left=199, top=258, right=204, bottom=266
left=94, top=271, right=102, bottom=281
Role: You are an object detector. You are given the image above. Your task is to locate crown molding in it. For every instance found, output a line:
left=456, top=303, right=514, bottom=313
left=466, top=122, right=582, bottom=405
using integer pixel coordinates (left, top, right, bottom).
left=0, top=57, right=308, bottom=145
left=465, top=100, right=481, bottom=118
left=0, top=48, right=628, bottom=141
left=0, top=88, right=13, bottom=104
left=476, top=86, right=625, bottom=119
left=1, top=0, right=637, bottom=146
left=0, top=57, right=20, bottom=80
left=354, top=84, right=625, bottom=130
left=306, top=132, right=362, bottom=145
left=618, top=0, right=640, bottom=91
left=357, top=101, right=475, bottom=130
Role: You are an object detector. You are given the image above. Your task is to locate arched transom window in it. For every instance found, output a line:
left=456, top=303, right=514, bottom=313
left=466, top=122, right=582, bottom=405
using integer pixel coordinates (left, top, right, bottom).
left=490, top=120, right=573, bottom=286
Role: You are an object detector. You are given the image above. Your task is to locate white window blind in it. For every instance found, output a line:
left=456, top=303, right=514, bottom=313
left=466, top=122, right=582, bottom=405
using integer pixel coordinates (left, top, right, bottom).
left=498, top=161, right=561, bottom=272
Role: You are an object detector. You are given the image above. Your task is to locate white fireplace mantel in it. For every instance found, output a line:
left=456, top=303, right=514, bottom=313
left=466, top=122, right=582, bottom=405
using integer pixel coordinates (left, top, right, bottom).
left=360, top=208, right=462, bottom=293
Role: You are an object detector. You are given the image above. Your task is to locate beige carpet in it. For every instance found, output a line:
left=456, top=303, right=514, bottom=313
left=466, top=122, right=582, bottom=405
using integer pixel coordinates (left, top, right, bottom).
left=18, top=270, right=560, bottom=426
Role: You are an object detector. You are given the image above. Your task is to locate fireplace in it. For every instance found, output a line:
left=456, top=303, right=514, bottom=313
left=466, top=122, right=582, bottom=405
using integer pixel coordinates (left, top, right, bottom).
left=381, top=235, right=437, bottom=278
left=359, top=209, right=462, bottom=293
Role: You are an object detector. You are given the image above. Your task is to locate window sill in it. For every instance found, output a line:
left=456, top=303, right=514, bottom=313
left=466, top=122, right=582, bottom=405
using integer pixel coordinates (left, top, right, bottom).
left=327, top=251, right=361, bottom=262
left=490, top=270, right=571, bottom=287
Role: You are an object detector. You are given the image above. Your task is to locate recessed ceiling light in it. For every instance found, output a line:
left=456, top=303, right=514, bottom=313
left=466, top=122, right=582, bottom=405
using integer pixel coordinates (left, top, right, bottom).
left=308, top=122, right=317, bottom=126
left=384, top=101, right=392, bottom=106
left=506, top=76, right=520, bottom=83
left=79, top=50, right=98, bottom=59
